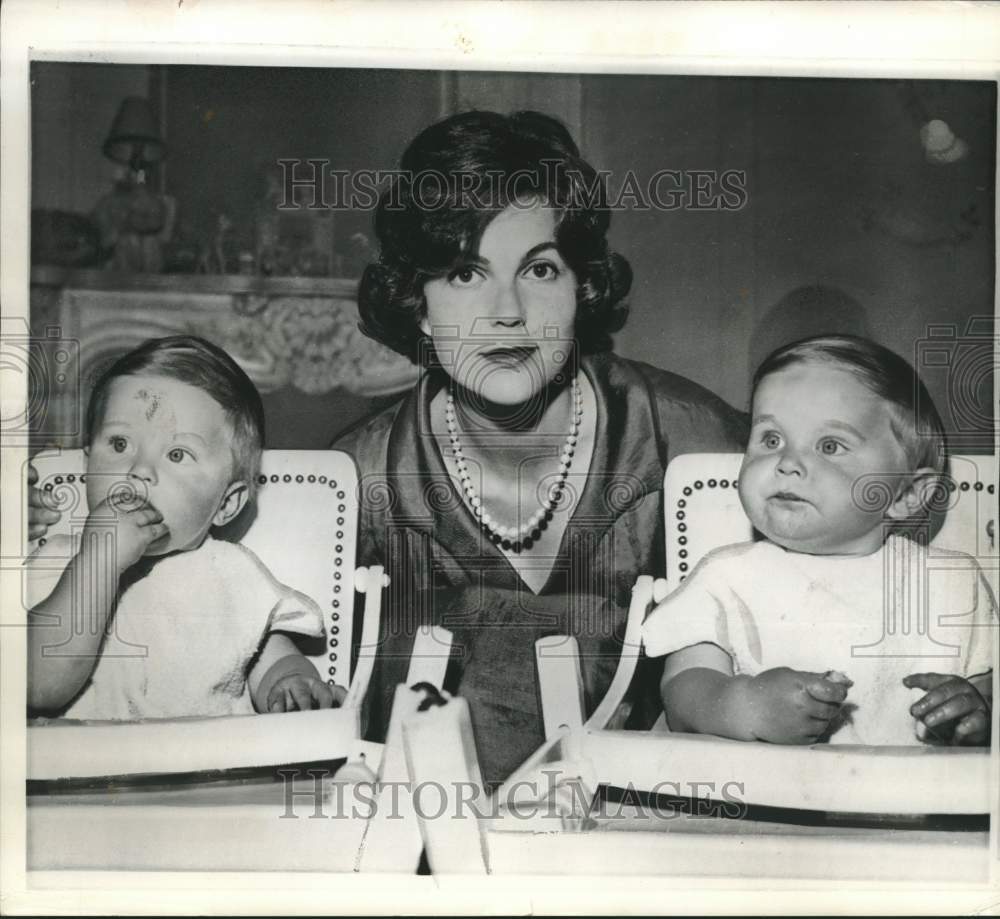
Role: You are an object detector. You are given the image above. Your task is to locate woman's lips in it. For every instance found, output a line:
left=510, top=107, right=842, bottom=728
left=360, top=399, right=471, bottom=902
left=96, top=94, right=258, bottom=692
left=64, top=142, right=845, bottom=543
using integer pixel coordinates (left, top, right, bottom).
left=479, top=345, right=538, bottom=366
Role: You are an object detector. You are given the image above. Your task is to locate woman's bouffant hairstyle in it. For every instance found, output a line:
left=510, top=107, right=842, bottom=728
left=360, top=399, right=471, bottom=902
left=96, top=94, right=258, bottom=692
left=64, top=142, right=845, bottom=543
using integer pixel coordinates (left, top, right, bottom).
left=358, top=110, right=633, bottom=361
left=752, top=334, right=947, bottom=475
left=86, top=335, right=266, bottom=496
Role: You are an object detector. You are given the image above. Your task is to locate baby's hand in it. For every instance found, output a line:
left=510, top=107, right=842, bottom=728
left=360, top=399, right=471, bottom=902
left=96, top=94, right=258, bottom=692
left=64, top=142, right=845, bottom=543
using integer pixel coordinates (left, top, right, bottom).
left=904, top=673, right=990, bottom=746
left=84, top=496, right=168, bottom=574
left=266, top=673, right=347, bottom=713
left=744, top=667, right=851, bottom=744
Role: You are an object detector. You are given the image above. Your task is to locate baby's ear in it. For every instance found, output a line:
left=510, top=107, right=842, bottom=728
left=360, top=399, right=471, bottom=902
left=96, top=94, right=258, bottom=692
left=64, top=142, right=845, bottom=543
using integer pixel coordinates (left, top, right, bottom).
left=886, top=467, right=940, bottom=520
left=214, top=481, right=249, bottom=527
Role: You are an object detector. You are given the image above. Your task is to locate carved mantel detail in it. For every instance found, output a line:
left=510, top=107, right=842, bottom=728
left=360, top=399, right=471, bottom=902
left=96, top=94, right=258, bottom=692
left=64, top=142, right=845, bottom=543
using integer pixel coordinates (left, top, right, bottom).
left=65, top=290, right=417, bottom=398
left=29, top=268, right=420, bottom=447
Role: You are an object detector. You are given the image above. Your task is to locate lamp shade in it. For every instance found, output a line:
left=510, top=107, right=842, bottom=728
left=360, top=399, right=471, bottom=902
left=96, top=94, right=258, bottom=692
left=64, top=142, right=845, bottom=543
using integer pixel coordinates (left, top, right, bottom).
left=103, top=96, right=166, bottom=167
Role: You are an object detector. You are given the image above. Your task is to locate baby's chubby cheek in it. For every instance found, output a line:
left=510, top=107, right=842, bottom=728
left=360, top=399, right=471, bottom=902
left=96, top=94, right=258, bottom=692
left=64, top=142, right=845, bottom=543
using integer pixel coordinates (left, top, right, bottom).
left=753, top=504, right=800, bottom=543
left=737, top=471, right=771, bottom=530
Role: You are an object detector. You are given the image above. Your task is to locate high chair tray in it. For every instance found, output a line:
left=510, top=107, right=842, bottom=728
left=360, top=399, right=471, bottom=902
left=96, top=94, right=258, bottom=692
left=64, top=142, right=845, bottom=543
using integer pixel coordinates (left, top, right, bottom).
left=582, top=729, right=991, bottom=815
left=26, top=718, right=376, bottom=872
left=27, top=793, right=370, bottom=872
left=28, top=708, right=360, bottom=780
left=481, top=821, right=989, bottom=882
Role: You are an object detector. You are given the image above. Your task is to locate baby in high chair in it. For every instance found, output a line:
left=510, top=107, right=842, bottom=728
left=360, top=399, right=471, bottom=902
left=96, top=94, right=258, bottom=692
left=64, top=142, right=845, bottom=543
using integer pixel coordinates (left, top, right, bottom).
left=27, top=335, right=343, bottom=720
left=642, top=335, right=995, bottom=746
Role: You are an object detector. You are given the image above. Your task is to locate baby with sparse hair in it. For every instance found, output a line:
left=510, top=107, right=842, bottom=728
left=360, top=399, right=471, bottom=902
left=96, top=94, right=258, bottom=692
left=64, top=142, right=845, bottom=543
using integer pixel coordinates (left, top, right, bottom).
left=643, top=335, right=995, bottom=746
left=26, top=336, right=342, bottom=720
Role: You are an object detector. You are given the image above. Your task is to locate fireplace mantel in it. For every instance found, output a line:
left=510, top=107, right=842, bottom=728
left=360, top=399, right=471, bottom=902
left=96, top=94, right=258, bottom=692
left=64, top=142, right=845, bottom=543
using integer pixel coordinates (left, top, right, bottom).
left=29, top=266, right=419, bottom=448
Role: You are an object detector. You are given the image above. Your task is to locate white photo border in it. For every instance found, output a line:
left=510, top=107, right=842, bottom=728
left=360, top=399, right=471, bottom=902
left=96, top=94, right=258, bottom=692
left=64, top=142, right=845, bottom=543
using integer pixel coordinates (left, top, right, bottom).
left=2, top=0, right=998, bottom=914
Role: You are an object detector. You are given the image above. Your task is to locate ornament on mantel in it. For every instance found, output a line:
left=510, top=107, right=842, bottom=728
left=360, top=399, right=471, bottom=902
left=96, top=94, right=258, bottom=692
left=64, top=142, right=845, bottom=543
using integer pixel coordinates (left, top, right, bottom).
left=92, top=96, right=175, bottom=274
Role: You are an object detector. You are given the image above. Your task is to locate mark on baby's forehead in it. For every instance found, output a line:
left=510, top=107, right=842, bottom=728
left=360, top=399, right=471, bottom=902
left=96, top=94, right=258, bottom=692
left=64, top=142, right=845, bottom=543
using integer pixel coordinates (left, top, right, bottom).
left=134, top=388, right=161, bottom=421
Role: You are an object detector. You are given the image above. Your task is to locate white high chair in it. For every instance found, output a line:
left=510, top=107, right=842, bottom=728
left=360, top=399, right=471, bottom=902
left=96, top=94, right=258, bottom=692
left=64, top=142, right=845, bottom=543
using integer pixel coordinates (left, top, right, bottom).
left=24, top=448, right=450, bottom=873
left=401, top=453, right=997, bottom=880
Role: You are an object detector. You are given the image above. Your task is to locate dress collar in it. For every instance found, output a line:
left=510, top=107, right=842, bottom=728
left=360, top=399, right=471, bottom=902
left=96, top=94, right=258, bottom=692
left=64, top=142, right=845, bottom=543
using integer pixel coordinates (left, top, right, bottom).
left=385, top=353, right=665, bottom=592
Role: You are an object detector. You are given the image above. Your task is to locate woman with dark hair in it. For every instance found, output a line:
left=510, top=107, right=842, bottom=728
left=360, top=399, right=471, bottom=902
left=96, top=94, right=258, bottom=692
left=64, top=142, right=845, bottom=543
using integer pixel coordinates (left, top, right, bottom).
left=336, top=110, right=747, bottom=785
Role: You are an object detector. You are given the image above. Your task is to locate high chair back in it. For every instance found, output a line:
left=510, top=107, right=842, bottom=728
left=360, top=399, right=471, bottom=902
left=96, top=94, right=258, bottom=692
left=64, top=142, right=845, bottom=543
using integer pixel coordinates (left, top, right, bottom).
left=26, top=448, right=409, bottom=871
left=27, top=448, right=359, bottom=688
left=663, top=452, right=998, bottom=593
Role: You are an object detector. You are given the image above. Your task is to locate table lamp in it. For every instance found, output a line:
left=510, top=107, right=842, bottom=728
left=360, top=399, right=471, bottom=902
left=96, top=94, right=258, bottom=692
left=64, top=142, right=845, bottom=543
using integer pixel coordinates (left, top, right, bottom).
left=103, top=96, right=166, bottom=175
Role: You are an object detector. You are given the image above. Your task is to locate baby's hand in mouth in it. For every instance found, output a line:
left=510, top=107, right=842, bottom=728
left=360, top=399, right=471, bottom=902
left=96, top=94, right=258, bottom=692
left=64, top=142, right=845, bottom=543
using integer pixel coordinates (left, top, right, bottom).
left=108, top=484, right=152, bottom=515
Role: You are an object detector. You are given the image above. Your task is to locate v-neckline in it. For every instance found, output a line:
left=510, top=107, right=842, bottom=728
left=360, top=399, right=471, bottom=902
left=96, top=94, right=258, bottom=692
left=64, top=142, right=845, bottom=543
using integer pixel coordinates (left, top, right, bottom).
left=417, top=358, right=609, bottom=597
left=385, top=352, right=666, bottom=599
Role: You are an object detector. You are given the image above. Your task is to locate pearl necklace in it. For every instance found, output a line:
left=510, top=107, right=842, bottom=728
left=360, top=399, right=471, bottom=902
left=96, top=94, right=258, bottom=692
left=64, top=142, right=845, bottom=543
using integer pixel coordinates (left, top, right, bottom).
left=445, top=377, right=583, bottom=550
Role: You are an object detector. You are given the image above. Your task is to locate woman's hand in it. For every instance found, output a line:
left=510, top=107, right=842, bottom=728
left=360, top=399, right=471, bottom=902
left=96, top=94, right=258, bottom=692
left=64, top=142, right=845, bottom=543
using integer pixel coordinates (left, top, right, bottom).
left=905, top=672, right=991, bottom=746
left=743, top=667, right=850, bottom=744
left=27, top=462, right=62, bottom=541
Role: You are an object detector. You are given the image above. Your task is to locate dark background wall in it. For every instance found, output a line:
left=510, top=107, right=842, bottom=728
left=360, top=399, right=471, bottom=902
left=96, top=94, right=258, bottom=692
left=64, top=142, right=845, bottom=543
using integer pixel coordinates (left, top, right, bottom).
left=162, top=66, right=447, bottom=259
left=31, top=64, right=996, bottom=448
left=583, top=76, right=994, bottom=423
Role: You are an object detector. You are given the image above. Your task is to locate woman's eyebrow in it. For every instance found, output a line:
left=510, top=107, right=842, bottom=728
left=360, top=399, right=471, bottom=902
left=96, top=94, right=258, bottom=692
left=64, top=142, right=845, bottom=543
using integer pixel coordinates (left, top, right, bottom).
left=521, top=241, right=559, bottom=262
left=452, top=252, right=488, bottom=267
left=750, top=413, right=778, bottom=426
